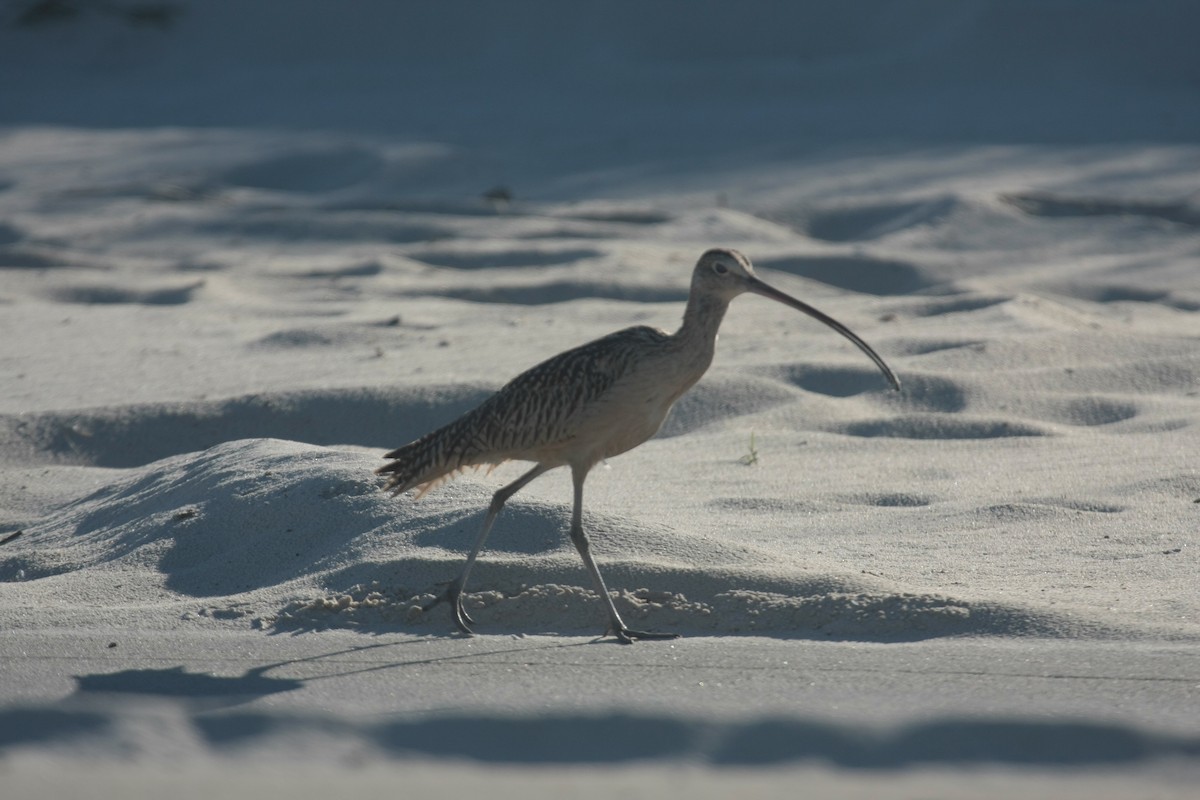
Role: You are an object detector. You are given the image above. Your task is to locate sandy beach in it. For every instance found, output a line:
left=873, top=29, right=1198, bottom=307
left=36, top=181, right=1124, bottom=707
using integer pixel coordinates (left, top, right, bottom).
left=2, top=2, right=1198, bottom=796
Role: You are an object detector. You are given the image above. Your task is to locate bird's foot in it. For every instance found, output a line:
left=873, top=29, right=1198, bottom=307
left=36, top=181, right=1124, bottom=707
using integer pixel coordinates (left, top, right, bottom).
left=421, top=581, right=476, bottom=635
left=451, top=599, right=476, bottom=636
left=607, top=626, right=680, bottom=645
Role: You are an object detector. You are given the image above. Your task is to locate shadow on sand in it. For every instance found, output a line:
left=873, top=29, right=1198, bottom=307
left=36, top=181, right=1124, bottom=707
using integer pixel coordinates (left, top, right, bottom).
left=1, top=640, right=1197, bottom=769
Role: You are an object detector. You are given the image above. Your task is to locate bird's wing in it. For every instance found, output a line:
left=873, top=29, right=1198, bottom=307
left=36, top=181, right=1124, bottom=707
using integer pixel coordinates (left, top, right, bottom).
left=377, top=325, right=668, bottom=494
left=461, top=325, right=670, bottom=455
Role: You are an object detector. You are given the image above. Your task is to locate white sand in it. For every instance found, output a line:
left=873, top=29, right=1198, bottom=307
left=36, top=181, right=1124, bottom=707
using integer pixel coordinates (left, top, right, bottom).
left=1, top=2, right=1199, bottom=796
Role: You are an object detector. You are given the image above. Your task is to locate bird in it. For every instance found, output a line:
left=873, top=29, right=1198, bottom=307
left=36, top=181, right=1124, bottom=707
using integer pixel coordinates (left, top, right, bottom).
left=377, top=248, right=900, bottom=643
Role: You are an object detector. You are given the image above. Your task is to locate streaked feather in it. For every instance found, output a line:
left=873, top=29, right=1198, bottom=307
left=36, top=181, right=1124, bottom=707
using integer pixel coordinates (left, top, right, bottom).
left=376, top=325, right=670, bottom=496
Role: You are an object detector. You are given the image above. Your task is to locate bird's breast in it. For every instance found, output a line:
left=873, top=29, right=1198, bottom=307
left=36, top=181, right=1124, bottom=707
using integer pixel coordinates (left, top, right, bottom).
left=581, top=345, right=712, bottom=461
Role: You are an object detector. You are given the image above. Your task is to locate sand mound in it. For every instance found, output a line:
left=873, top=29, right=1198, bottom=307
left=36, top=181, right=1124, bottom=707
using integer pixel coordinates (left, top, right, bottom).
left=2, top=438, right=1120, bottom=641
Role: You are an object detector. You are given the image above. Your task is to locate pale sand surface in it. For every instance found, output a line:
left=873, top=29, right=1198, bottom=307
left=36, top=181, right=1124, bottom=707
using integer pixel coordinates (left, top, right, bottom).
left=1, top=2, right=1199, bottom=796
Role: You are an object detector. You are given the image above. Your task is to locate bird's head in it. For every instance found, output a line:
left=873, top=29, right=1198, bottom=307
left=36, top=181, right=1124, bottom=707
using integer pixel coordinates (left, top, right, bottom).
left=692, top=248, right=761, bottom=302
left=691, top=248, right=901, bottom=391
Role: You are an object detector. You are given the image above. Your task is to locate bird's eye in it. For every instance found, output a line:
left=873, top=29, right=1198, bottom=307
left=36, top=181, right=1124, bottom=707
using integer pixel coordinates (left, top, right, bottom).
left=712, top=262, right=728, bottom=275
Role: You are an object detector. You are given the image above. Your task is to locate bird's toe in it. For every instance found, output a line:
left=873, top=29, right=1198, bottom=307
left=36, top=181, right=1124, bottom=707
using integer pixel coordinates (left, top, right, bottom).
left=608, top=626, right=679, bottom=643
left=453, top=601, right=477, bottom=631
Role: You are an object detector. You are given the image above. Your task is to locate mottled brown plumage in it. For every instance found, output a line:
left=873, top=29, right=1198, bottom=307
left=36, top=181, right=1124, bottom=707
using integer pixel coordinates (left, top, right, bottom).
left=377, top=325, right=674, bottom=498
left=377, top=248, right=899, bottom=642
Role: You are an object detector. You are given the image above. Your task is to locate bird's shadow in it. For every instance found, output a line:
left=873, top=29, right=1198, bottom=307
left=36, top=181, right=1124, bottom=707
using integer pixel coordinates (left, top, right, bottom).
left=65, top=636, right=583, bottom=710
left=72, top=664, right=303, bottom=706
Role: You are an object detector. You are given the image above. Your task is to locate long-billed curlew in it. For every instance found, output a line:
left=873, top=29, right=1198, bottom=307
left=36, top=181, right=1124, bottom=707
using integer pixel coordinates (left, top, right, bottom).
left=378, top=248, right=900, bottom=642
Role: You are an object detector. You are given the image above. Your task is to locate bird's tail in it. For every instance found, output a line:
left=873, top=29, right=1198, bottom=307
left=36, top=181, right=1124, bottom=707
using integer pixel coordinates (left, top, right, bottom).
left=375, top=418, right=499, bottom=499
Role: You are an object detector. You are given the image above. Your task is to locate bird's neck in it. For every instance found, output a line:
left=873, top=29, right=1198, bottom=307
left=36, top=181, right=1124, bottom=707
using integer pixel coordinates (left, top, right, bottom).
left=674, top=290, right=730, bottom=354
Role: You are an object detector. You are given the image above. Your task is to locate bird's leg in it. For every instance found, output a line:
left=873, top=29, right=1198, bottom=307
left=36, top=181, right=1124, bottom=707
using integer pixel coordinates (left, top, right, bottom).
left=434, top=464, right=551, bottom=635
left=569, top=466, right=679, bottom=644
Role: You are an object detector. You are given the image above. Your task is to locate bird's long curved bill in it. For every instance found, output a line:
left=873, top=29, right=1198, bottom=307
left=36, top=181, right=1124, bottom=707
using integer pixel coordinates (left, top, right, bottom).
left=747, top=276, right=901, bottom=391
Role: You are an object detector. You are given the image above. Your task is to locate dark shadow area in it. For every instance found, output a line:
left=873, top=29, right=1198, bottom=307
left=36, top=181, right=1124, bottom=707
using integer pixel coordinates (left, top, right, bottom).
left=757, top=255, right=934, bottom=296
left=222, top=146, right=386, bottom=193
left=708, top=716, right=1200, bottom=768
left=906, top=294, right=1010, bottom=317
left=0, top=706, right=111, bottom=748
left=0, top=384, right=493, bottom=468
left=0, top=373, right=808, bottom=467
left=48, top=280, right=204, bottom=306
left=57, top=638, right=486, bottom=711
left=405, top=280, right=687, bottom=306
left=844, top=491, right=935, bottom=508
left=771, top=364, right=897, bottom=398
left=195, top=710, right=1200, bottom=768
left=769, top=364, right=967, bottom=413
left=835, top=414, right=1049, bottom=440
left=5, top=636, right=1194, bottom=767
left=50, top=638, right=578, bottom=713
left=655, top=376, right=796, bottom=438
left=3, top=3, right=1198, bottom=148
left=1002, top=192, right=1200, bottom=227
left=11, top=0, right=183, bottom=30
left=803, top=197, right=960, bottom=242
left=407, top=247, right=602, bottom=270
left=0, top=458, right=394, bottom=598
left=410, top=506, right=564, bottom=556
left=8, top=694, right=1196, bottom=769
left=1045, top=283, right=1200, bottom=313
left=191, top=212, right=449, bottom=244
left=75, top=665, right=301, bottom=702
